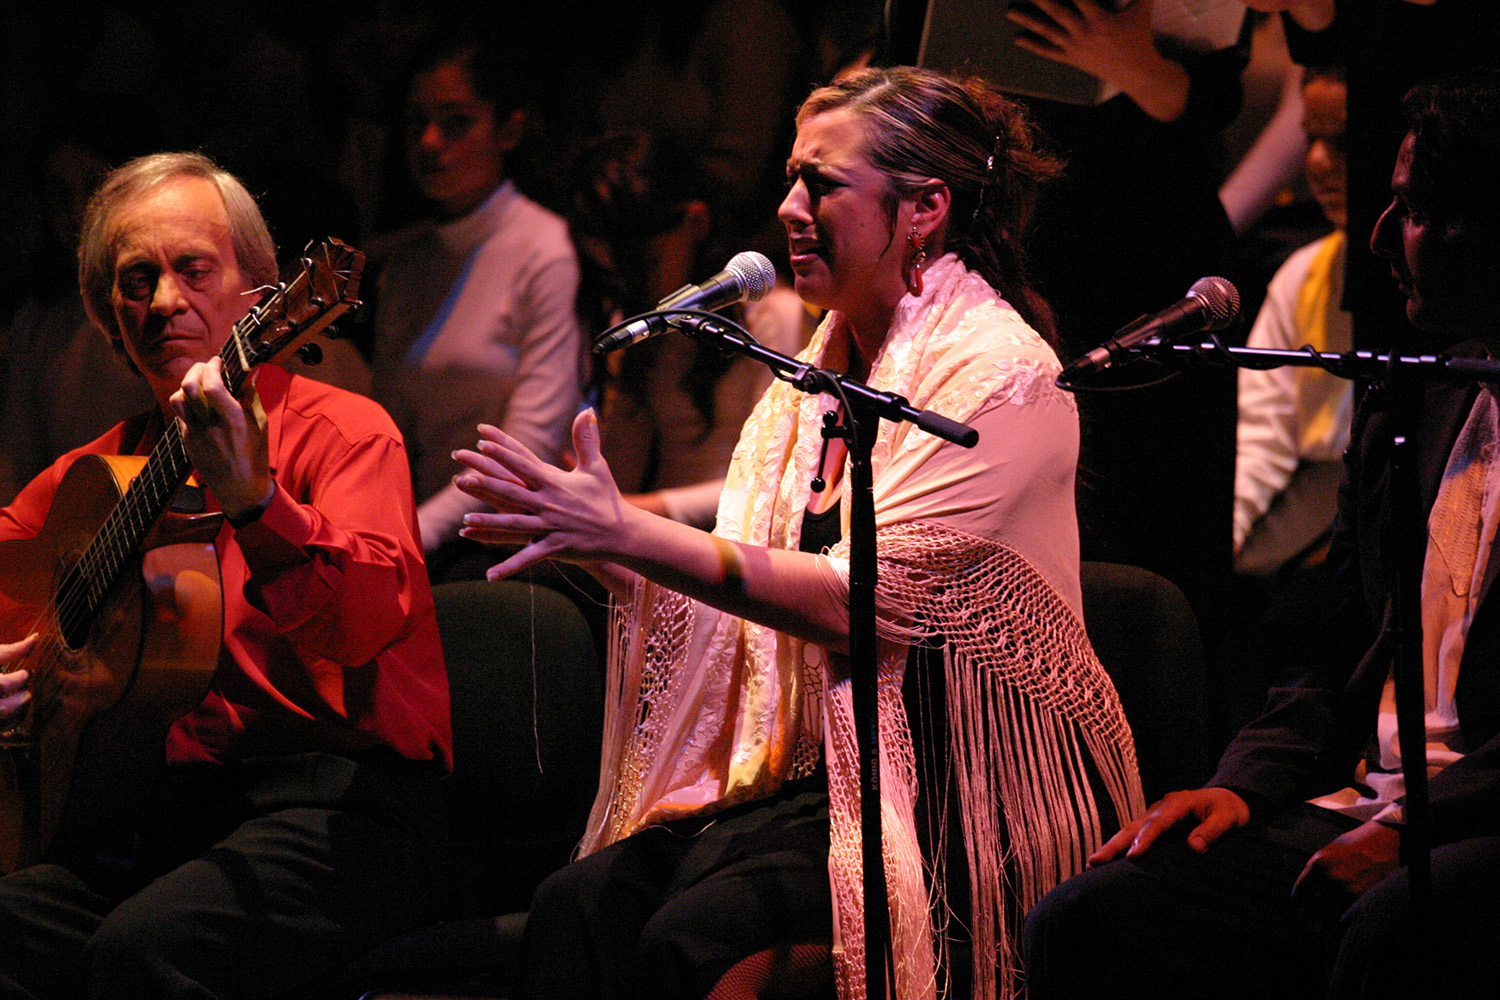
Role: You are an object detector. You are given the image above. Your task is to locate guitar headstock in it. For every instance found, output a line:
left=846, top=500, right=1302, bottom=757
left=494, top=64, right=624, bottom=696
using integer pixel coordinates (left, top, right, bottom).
left=223, top=238, right=366, bottom=383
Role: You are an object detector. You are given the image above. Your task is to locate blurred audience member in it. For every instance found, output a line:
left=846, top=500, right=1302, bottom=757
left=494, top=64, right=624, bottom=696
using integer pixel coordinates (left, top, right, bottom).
left=368, top=28, right=585, bottom=574
left=1262, top=0, right=1500, bottom=353
left=543, top=0, right=803, bottom=258
left=325, top=1, right=440, bottom=242
left=1234, top=65, right=1350, bottom=576
left=796, top=0, right=885, bottom=84
left=571, top=131, right=815, bottom=528
left=1221, top=63, right=1349, bottom=734
left=1001, top=0, right=1250, bottom=646
left=1218, top=11, right=1313, bottom=237
left=1, top=141, right=154, bottom=504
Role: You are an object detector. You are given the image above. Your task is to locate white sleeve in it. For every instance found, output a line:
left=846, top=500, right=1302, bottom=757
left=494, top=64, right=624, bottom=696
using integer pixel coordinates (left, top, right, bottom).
left=499, top=253, right=585, bottom=467
left=1234, top=247, right=1314, bottom=549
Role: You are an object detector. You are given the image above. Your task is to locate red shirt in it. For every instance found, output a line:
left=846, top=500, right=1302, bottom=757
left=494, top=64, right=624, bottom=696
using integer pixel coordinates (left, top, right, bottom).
left=0, top=366, right=452, bottom=769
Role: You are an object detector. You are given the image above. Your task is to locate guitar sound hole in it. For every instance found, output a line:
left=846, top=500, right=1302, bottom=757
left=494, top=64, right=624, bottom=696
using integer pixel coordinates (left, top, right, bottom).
left=54, top=562, right=94, bottom=651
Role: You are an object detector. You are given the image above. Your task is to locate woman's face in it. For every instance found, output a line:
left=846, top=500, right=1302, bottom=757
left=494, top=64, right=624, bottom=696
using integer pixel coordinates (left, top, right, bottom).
left=404, top=62, right=513, bottom=219
left=778, top=109, right=910, bottom=335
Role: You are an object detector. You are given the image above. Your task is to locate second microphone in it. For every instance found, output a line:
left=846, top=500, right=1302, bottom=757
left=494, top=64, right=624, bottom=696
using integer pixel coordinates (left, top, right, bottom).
left=1061, top=276, right=1241, bottom=379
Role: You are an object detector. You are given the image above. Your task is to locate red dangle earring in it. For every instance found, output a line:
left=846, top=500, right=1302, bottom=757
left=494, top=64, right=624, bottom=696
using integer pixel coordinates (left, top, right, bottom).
left=906, top=224, right=927, bottom=296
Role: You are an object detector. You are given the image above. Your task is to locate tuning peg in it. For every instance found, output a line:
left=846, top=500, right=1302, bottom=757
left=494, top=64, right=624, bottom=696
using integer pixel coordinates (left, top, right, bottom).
left=295, top=342, right=324, bottom=366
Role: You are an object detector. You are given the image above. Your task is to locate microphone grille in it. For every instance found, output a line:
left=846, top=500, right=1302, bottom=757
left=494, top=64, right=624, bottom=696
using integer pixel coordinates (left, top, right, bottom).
left=726, top=251, right=778, bottom=303
left=1187, top=276, right=1240, bottom=331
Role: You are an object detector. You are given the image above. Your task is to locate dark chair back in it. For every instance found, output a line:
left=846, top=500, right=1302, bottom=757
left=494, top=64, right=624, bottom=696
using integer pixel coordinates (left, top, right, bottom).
left=344, top=578, right=603, bottom=999
left=434, top=579, right=604, bottom=916
left=1080, top=561, right=1210, bottom=801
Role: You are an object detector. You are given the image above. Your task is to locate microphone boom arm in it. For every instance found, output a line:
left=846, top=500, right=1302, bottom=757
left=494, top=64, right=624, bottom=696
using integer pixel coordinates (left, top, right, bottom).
left=1056, top=336, right=1500, bottom=388
left=668, top=311, right=979, bottom=447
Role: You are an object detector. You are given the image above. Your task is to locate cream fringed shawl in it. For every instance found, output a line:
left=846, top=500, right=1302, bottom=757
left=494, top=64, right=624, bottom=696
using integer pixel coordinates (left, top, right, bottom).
left=581, top=255, right=1144, bottom=1000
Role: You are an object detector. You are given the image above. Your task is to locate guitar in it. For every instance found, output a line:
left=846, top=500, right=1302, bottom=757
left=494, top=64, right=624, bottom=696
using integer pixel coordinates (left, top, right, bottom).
left=0, top=239, right=365, bottom=873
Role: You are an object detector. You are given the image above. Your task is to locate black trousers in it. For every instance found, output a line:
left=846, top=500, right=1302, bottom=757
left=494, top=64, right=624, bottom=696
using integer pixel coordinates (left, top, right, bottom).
left=0, top=752, right=446, bottom=1000
left=1023, top=802, right=1500, bottom=1000
left=516, top=782, right=833, bottom=1000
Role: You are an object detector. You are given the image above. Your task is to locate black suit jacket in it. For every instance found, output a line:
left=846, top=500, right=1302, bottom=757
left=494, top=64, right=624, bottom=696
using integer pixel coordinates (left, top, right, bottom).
left=1212, top=351, right=1500, bottom=844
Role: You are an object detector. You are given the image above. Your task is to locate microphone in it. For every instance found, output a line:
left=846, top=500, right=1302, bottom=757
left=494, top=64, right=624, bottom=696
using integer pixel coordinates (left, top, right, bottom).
left=592, top=251, right=778, bottom=354
left=1062, top=276, right=1241, bottom=377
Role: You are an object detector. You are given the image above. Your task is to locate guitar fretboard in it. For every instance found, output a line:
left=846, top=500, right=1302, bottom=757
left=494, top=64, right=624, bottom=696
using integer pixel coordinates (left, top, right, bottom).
left=55, top=295, right=280, bottom=636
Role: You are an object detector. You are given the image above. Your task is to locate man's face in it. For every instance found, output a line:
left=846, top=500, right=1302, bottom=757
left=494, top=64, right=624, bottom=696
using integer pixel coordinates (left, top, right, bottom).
left=109, top=176, right=252, bottom=403
left=1371, top=132, right=1496, bottom=340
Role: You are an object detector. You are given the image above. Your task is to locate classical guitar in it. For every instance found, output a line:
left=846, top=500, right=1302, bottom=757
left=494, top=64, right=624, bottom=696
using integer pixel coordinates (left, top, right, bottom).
left=0, top=239, right=364, bottom=873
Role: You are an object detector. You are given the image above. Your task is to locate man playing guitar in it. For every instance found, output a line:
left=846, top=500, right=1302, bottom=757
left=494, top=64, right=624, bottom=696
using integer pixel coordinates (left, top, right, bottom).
left=0, top=153, right=451, bottom=999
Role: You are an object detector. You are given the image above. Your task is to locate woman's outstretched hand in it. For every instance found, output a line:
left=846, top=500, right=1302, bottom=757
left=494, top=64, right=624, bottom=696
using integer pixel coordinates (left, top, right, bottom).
left=454, top=409, right=634, bottom=579
left=454, top=408, right=848, bottom=647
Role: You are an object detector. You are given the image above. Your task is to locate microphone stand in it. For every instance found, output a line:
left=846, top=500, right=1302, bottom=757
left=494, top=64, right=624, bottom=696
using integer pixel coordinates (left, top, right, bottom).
left=1060, top=337, right=1500, bottom=998
left=597, top=311, right=978, bottom=1000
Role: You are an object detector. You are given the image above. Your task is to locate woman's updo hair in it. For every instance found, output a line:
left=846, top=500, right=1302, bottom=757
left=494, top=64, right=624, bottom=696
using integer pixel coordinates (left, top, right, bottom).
left=796, top=66, right=1062, bottom=341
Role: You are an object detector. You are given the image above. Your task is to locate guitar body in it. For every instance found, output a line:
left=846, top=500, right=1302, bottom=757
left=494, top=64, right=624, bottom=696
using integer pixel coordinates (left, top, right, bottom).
left=0, top=455, right=223, bottom=873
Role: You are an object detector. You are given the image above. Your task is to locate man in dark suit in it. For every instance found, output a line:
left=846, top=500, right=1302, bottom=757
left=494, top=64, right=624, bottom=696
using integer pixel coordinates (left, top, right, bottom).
left=1023, top=67, right=1500, bottom=1000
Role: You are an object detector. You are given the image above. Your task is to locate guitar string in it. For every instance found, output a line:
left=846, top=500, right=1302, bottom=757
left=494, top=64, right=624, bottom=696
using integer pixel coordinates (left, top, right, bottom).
left=5, top=418, right=192, bottom=728
left=10, top=413, right=202, bottom=726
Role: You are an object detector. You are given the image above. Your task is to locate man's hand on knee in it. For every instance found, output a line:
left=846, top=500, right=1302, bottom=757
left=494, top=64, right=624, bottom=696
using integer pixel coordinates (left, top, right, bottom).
left=1089, top=787, right=1251, bottom=866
